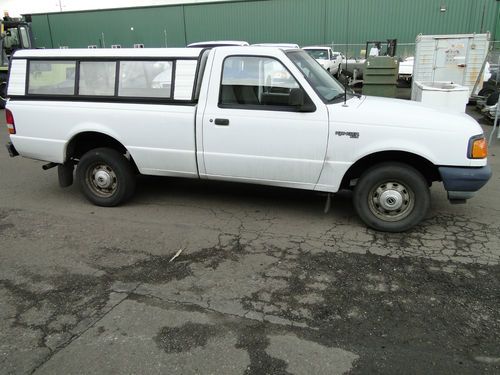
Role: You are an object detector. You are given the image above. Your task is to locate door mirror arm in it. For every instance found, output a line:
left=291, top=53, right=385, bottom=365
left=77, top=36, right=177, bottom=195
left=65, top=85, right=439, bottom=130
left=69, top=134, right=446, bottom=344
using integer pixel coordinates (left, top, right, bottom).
left=289, top=88, right=305, bottom=106
left=297, top=103, right=316, bottom=112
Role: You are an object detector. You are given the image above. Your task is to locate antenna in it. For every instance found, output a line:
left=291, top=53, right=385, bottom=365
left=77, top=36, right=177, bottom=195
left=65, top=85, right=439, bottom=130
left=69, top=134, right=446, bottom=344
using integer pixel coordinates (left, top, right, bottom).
left=343, top=0, right=350, bottom=107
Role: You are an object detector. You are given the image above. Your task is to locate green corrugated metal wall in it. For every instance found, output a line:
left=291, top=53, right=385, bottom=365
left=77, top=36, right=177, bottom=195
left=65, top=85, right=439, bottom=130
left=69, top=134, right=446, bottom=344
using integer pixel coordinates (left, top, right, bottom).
left=31, top=5, right=186, bottom=48
left=184, top=0, right=325, bottom=46
left=30, top=0, right=500, bottom=51
left=327, top=0, right=498, bottom=44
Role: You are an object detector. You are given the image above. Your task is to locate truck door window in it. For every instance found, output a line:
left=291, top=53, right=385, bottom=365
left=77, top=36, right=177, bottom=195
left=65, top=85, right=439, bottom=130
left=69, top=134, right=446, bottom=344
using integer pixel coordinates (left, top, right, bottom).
left=28, top=60, right=76, bottom=95
left=79, top=61, right=116, bottom=96
left=219, top=55, right=309, bottom=110
left=118, top=61, right=172, bottom=98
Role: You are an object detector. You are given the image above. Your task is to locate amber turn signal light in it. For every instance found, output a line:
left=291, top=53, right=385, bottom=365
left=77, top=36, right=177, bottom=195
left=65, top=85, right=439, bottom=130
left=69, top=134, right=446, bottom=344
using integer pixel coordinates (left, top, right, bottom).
left=468, top=136, right=487, bottom=159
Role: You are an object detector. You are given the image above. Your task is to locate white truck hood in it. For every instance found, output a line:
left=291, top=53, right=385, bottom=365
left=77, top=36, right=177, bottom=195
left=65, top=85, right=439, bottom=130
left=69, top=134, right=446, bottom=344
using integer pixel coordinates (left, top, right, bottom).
left=345, top=95, right=482, bottom=134
left=328, top=95, right=486, bottom=167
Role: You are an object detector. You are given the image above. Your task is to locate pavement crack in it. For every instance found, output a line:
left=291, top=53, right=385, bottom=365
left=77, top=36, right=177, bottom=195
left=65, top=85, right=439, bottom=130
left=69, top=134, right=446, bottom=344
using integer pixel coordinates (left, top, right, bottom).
left=29, top=290, right=133, bottom=375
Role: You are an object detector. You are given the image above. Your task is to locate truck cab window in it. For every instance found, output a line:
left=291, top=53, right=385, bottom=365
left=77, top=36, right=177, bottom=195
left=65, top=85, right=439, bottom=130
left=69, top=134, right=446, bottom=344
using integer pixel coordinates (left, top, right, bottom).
left=220, top=55, right=309, bottom=109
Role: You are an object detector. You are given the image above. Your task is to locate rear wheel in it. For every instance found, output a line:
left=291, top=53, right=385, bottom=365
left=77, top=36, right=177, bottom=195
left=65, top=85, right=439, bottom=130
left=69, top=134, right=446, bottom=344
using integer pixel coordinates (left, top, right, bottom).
left=353, top=162, right=430, bottom=232
left=76, top=147, right=136, bottom=206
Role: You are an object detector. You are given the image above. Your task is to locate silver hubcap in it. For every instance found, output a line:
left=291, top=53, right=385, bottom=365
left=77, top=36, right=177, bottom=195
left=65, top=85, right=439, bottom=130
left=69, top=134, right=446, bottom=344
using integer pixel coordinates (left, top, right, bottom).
left=379, top=190, right=403, bottom=211
left=86, top=164, right=117, bottom=197
left=95, top=170, right=112, bottom=188
left=369, top=181, right=414, bottom=222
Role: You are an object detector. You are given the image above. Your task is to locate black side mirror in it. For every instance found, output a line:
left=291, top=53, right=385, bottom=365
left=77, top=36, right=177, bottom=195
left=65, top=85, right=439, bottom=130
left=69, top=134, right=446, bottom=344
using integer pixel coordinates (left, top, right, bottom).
left=289, top=88, right=305, bottom=106
left=289, top=88, right=315, bottom=112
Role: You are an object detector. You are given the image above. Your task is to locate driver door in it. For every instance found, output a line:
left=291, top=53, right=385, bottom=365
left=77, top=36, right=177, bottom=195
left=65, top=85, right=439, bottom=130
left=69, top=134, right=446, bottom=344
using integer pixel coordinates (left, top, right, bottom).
left=200, top=50, right=329, bottom=189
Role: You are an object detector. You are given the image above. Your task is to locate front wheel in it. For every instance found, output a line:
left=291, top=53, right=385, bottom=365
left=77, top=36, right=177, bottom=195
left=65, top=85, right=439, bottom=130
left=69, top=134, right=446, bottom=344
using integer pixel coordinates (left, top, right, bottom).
left=353, top=163, right=430, bottom=232
left=76, top=148, right=136, bottom=206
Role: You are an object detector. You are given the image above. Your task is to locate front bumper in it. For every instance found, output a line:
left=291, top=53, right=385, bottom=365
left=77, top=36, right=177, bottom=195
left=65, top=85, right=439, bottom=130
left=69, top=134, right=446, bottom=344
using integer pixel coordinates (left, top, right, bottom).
left=439, top=165, right=492, bottom=201
left=5, top=141, right=19, bottom=157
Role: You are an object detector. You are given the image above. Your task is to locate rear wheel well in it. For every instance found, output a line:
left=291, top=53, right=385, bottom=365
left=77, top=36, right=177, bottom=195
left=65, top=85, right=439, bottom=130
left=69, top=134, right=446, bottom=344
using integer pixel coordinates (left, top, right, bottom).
left=340, top=151, right=440, bottom=189
left=66, top=132, right=138, bottom=172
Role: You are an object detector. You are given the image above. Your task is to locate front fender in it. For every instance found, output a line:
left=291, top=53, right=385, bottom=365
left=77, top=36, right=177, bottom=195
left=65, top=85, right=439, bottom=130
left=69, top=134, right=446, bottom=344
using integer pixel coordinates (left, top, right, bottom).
left=354, top=141, right=439, bottom=166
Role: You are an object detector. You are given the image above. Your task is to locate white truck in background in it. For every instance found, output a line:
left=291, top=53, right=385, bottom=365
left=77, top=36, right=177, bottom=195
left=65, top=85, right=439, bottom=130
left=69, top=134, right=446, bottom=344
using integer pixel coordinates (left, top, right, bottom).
left=4, top=46, right=492, bottom=232
left=303, top=46, right=343, bottom=77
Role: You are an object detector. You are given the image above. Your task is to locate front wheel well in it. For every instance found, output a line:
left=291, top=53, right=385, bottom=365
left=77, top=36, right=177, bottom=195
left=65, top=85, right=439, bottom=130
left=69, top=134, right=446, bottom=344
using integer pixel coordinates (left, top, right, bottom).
left=340, top=151, right=441, bottom=189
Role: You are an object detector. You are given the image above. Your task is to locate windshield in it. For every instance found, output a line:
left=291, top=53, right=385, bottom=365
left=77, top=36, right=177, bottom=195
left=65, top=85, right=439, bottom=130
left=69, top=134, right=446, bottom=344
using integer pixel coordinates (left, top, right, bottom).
left=286, top=50, right=345, bottom=101
left=304, top=49, right=329, bottom=60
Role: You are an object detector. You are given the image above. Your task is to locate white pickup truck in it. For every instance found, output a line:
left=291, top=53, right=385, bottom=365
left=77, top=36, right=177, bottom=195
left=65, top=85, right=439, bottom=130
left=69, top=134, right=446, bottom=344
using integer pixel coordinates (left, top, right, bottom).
left=4, top=47, right=491, bottom=232
left=303, top=46, right=343, bottom=77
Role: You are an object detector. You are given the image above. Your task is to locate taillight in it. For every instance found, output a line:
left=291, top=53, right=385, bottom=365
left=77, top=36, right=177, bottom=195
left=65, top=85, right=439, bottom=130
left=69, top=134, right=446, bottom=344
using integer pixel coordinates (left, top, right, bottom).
left=5, top=109, right=16, bottom=135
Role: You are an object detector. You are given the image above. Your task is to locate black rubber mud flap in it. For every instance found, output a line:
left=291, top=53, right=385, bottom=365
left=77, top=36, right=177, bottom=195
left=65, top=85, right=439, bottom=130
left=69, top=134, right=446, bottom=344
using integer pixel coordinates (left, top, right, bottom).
left=58, top=163, right=74, bottom=188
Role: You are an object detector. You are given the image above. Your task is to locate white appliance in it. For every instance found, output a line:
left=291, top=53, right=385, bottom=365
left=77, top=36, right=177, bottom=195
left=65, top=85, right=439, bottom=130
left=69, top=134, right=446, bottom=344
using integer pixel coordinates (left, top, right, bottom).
left=414, top=81, right=469, bottom=112
left=411, top=33, right=490, bottom=100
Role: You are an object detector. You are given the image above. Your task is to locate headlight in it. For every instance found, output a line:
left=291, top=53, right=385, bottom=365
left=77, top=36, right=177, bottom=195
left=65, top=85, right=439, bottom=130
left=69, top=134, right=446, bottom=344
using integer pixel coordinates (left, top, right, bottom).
left=468, top=135, right=488, bottom=159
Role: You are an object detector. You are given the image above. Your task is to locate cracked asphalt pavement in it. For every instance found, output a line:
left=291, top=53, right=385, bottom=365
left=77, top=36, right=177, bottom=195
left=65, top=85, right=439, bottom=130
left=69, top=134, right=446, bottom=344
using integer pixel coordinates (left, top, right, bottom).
left=1, top=108, right=500, bottom=374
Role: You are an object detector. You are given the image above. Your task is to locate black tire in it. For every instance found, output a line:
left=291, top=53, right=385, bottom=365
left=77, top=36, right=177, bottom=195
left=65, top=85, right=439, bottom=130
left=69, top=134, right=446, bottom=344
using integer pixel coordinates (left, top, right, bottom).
left=76, top=148, right=136, bottom=206
left=353, top=162, right=430, bottom=232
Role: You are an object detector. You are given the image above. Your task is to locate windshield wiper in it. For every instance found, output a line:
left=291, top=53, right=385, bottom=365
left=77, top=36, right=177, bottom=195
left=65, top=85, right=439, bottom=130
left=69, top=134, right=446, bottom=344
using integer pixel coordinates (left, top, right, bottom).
left=349, top=89, right=362, bottom=98
left=329, top=92, right=348, bottom=102
left=329, top=90, right=362, bottom=102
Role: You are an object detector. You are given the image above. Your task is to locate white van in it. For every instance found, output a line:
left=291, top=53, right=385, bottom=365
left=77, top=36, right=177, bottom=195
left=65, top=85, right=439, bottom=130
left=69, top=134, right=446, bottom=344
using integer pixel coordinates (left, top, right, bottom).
left=5, top=47, right=491, bottom=232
